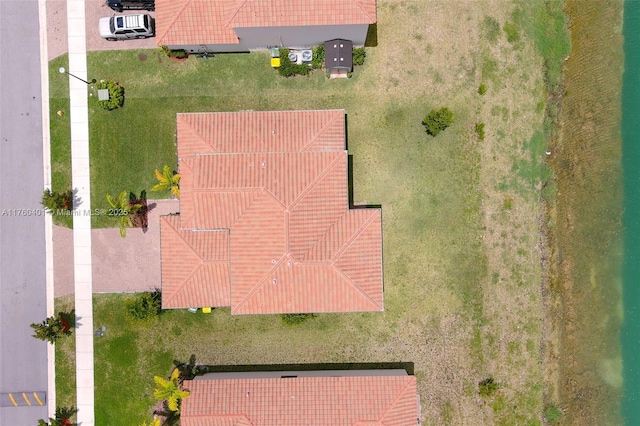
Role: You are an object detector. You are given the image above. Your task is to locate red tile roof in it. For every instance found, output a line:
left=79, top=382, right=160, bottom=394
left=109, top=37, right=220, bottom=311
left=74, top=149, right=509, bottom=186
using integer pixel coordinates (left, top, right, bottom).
left=181, top=375, right=417, bottom=425
left=161, top=110, right=383, bottom=314
left=156, top=0, right=377, bottom=47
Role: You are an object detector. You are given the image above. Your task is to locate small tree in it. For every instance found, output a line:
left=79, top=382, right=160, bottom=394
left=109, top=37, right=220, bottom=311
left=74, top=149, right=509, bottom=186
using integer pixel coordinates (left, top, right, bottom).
left=106, top=190, right=143, bottom=238
left=41, top=189, right=73, bottom=214
left=154, top=369, right=190, bottom=412
left=31, top=311, right=75, bottom=344
left=422, top=107, right=455, bottom=136
left=478, top=377, right=498, bottom=397
left=151, top=165, right=181, bottom=198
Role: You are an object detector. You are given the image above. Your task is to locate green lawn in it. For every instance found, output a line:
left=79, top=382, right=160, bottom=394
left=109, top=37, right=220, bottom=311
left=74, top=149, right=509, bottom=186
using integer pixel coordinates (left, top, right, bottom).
left=50, top=1, right=570, bottom=424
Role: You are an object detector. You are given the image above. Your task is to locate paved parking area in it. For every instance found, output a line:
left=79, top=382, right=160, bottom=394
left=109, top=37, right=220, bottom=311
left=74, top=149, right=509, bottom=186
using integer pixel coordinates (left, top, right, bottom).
left=47, top=0, right=158, bottom=61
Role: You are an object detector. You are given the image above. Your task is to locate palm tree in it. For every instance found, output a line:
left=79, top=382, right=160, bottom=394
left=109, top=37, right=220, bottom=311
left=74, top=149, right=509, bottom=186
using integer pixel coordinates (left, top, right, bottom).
left=154, top=369, right=190, bottom=412
left=106, top=190, right=142, bottom=238
left=151, top=165, right=180, bottom=198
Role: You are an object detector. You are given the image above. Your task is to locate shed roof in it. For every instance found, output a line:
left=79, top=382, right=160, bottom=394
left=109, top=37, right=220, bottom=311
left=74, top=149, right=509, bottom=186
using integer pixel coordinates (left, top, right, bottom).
left=161, top=110, right=383, bottom=314
left=181, top=374, right=418, bottom=425
left=156, top=0, right=377, bottom=47
left=325, top=38, right=353, bottom=69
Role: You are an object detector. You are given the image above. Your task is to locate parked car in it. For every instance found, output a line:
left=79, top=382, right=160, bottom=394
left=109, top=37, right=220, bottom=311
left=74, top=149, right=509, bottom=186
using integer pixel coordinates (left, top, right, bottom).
left=105, top=0, right=154, bottom=12
left=99, top=14, right=154, bottom=41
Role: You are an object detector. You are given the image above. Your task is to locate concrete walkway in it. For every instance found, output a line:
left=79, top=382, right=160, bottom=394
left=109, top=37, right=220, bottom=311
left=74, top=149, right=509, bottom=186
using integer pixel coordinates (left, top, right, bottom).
left=65, top=0, right=94, bottom=424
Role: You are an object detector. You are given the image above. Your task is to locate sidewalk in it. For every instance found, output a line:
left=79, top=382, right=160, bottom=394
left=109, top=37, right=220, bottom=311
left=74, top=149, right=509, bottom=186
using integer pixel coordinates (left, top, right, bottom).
left=65, top=0, right=94, bottom=424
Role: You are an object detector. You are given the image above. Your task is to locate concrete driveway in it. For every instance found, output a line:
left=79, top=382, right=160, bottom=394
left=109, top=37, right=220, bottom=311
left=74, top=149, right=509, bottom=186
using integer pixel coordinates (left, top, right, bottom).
left=47, top=0, right=158, bottom=61
left=53, top=199, right=179, bottom=297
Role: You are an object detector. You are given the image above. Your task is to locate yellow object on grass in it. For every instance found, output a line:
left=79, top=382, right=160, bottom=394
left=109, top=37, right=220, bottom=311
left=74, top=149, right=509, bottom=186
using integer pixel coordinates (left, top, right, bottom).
left=202, top=307, right=212, bottom=313
left=271, top=57, right=281, bottom=68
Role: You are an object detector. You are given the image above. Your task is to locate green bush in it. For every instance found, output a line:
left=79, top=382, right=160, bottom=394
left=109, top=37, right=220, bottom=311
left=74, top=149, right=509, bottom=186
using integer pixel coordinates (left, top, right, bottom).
left=312, top=44, right=325, bottom=69
left=544, top=405, right=563, bottom=423
left=353, top=47, right=366, bottom=66
left=478, top=377, right=498, bottom=397
left=422, top=107, right=455, bottom=136
left=475, top=123, right=485, bottom=140
left=478, top=83, right=487, bottom=95
left=95, top=80, right=124, bottom=110
left=41, top=188, right=73, bottom=214
left=160, top=45, right=189, bottom=59
left=280, top=313, right=315, bottom=325
left=125, top=292, right=162, bottom=321
left=278, top=48, right=310, bottom=77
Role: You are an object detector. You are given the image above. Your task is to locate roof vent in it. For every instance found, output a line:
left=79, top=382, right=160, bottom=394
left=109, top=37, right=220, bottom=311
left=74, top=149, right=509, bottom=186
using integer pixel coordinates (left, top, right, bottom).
left=272, top=279, right=277, bottom=284
left=262, top=162, right=266, bottom=168
left=301, top=50, right=312, bottom=62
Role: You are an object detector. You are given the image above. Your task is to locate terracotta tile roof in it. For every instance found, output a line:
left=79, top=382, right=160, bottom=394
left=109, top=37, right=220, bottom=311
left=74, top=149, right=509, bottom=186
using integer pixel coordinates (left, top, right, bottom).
left=161, top=110, right=383, bottom=314
left=160, top=215, right=231, bottom=308
left=156, top=0, right=376, bottom=47
left=176, top=110, right=346, bottom=159
left=181, top=375, right=417, bottom=425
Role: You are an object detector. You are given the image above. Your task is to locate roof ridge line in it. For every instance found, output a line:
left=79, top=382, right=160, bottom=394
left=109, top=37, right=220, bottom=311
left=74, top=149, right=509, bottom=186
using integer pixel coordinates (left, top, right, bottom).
left=301, top=110, right=344, bottom=151
left=233, top=254, right=287, bottom=312
left=288, top=151, right=345, bottom=211
left=352, top=0, right=376, bottom=23
left=162, top=221, right=205, bottom=305
left=157, top=0, right=194, bottom=45
left=331, top=210, right=378, bottom=262
left=225, top=0, right=249, bottom=28
left=179, top=114, right=220, bottom=155
left=331, top=263, right=382, bottom=311
left=376, top=377, right=416, bottom=424
left=300, top=210, right=348, bottom=261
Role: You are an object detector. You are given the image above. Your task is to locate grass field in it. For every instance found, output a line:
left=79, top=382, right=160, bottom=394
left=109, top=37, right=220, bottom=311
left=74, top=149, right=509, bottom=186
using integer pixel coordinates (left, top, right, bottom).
left=51, top=1, right=570, bottom=424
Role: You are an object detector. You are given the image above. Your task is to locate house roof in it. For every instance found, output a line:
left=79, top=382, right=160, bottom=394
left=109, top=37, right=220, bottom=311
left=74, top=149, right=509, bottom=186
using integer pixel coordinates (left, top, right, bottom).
left=156, top=0, right=377, bottom=47
left=161, top=110, right=383, bottom=314
left=181, top=375, right=418, bottom=425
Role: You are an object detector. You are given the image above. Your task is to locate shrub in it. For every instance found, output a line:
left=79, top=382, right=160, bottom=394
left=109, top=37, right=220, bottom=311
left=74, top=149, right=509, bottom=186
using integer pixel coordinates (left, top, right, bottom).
left=311, top=44, right=325, bottom=69
left=475, top=123, right=485, bottom=140
left=478, top=377, right=498, bottom=397
left=422, top=107, right=455, bottom=136
left=95, top=80, right=124, bottom=110
left=278, top=48, right=310, bottom=77
left=280, top=313, right=315, bottom=325
left=41, top=188, right=73, bottom=214
left=353, top=47, right=366, bottom=66
left=544, top=405, right=563, bottom=423
left=478, top=83, right=487, bottom=95
left=160, top=45, right=189, bottom=59
left=125, top=291, right=161, bottom=321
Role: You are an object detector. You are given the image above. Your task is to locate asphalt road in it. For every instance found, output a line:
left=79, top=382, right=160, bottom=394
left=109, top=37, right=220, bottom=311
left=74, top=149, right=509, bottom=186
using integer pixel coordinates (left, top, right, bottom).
left=0, top=0, right=49, bottom=424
